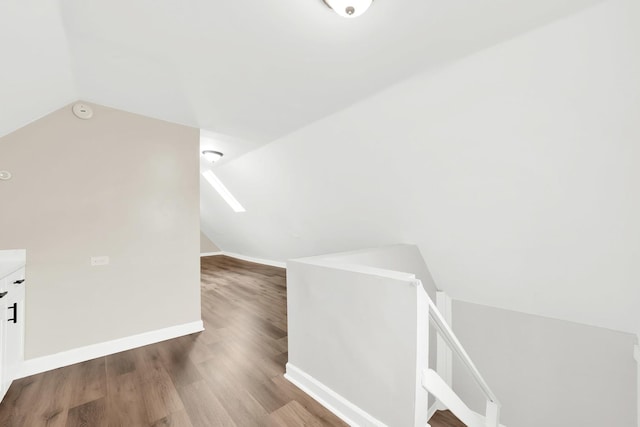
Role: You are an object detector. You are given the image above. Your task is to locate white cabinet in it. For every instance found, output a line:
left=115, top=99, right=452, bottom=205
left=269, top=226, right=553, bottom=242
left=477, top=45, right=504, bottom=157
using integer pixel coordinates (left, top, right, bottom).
left=1, top=268, right=25, bottom=394
left=0, top=252, right=26, bottom=403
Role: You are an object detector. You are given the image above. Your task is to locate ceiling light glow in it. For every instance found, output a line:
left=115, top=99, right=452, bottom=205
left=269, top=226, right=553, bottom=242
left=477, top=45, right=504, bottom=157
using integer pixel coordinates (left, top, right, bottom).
left=202, top=170, right=246, bottom=213
left=323, top=0, right=373, bottom=18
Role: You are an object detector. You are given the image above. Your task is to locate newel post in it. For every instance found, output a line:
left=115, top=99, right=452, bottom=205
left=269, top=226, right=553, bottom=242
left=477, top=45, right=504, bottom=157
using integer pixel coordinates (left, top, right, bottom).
left=485, top=401, right=500, bottom=427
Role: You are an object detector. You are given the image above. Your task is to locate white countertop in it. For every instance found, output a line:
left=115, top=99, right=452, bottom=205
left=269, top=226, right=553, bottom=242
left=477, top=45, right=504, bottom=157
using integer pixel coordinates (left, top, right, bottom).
left=0, top=250, right=26, bottom=278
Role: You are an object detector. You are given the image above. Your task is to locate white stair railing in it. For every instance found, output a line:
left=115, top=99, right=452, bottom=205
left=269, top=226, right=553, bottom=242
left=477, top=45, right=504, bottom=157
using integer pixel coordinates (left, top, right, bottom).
left=423, top=297, right=502, bottom=427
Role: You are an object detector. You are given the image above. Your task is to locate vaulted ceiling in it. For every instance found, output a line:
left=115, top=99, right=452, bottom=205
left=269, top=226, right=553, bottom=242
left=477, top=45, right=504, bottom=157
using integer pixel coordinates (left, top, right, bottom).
left=2, top=0, right=602, bottom=146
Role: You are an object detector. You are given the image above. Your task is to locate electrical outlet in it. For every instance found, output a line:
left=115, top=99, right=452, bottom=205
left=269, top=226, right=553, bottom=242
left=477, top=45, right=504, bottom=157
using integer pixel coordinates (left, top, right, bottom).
left=91, top=256, right=109, bottom=266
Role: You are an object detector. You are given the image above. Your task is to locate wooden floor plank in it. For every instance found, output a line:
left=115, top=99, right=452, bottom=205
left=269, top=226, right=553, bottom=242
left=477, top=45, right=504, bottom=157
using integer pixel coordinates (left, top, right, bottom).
left=176, top=381, right=236, bottom=427
left=429, top=409, right=467, bottom=427
left=105, top=371, right=148, bottom=427
left=267, top=401, right=324, bottom=427
left=68, top=358, right=107, bottom=408
left=22, top=367, right=72, bottom=427
left=66, top=397, right=107, bottom=427
left=138, top=364, right=184, bottom=423
left=150, top=409, right=193, bottom=427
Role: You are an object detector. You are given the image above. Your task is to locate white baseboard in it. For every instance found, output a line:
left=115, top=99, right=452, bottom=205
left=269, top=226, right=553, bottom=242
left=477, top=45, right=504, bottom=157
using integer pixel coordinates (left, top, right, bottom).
left=200, top=251, right=222, bottom=257
left=17, top=320, right=204, bottom=379
left=201, top=251, right=286, bottom=269
left=285, top=363, right=385, bottom=427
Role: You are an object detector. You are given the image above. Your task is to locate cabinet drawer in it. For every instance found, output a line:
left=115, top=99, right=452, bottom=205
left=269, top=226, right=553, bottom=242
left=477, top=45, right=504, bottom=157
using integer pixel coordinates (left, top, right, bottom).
left=4, top=269, right=25, bottom=287
left=1, top=269, right=25, bottom=300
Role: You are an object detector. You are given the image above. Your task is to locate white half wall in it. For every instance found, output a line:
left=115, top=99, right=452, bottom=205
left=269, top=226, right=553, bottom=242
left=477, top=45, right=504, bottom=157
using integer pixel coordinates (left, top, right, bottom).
left=298, top=244, right=440, bottom=399
left=287, top=255, right=430, bottom=427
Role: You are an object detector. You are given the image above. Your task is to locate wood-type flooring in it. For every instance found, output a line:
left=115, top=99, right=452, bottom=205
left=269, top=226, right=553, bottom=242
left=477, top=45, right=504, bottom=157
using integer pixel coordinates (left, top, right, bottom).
left=428, top=410, right=467, bottom=427
left=0, top=255, right=464, bottom=426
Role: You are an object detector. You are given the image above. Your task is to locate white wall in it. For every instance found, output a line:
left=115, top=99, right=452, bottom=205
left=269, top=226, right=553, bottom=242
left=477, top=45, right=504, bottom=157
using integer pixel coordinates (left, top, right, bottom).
left=0, top=102, right=201, bottom=358
left=287, top=254, right=430, bottom=426
left=0, top=0, right=77, bottom=138
left=200, top=231, right=219, bottom=253
left=202, top=0, right=640, bottom=334
left=451, top=300, right=637, bottom=427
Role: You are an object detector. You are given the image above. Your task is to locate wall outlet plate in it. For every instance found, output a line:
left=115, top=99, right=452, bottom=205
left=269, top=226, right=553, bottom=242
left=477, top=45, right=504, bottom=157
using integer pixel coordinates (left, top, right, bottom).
left=91, top=256, right=109, bottom=266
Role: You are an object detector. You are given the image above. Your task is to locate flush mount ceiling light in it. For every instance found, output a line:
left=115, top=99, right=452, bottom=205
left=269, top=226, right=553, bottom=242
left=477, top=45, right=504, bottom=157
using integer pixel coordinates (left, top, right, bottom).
left=202, top=150, right=224, bottom=163
left=322, top=0, right=373, bottom=18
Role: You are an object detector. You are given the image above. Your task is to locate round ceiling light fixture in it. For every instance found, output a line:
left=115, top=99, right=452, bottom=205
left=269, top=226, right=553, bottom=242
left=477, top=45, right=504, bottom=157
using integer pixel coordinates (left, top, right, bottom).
left=202, top=150, right=224, bottom=163
left=322, top=0, right=373, bottom=18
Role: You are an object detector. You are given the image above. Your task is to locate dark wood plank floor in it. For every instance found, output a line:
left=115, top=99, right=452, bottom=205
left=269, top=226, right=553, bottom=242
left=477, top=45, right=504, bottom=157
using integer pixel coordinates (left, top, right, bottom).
left=0, top=255, right=348, bottom=427
left=428, top=410, right=466, bottom=427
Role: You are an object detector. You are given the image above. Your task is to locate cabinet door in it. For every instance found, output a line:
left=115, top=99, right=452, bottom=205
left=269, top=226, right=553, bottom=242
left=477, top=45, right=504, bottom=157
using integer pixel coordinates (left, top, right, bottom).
left=2, top=268, right=25, bottom=393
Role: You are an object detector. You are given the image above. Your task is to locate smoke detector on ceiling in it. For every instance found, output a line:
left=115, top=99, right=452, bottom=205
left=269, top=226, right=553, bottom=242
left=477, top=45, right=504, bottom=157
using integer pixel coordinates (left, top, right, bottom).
left=72, top=102, right=94, bottom=120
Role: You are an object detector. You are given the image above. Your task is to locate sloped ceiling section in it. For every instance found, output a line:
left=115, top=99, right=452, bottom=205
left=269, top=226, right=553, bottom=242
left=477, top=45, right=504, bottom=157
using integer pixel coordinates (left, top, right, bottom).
left=0, top=0, right=77, bottom=137
left=57, top=0, right=602, bottom=144
left=202, top=0, right=640, bottom=334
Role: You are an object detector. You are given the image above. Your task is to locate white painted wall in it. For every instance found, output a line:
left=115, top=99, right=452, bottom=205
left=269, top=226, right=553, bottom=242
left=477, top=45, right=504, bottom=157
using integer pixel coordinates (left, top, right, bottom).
left=452, top=300, right=637, bottom=427
left=203, top=0, right=640, bottom=334
left=0, top=0, right=77, bottom=138
left=287, top=253, right=430, bottom=426
left=0, top=102, right=201, bottom=359
left=199, top=231, right=219, bottom=254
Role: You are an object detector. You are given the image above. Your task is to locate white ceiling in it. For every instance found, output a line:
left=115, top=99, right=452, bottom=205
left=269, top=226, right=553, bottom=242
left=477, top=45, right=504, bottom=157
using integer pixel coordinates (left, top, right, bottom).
left=0, top=0, right=76, bottom=138
left=3, top=0, right=602, bottom=149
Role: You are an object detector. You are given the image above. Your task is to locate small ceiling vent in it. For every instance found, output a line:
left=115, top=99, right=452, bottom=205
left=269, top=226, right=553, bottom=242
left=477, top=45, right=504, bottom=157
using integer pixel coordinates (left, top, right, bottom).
left=72, top=102, right=94, bottom=120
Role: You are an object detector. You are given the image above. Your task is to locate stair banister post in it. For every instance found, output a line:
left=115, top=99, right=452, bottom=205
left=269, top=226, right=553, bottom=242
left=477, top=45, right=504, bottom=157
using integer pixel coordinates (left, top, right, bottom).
left=485, top=400, right=500, bottom=427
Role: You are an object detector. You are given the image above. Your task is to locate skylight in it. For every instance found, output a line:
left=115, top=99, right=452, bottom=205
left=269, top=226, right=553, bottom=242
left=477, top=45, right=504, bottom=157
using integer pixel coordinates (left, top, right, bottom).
left=202, top=170, right=246, bottom=213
